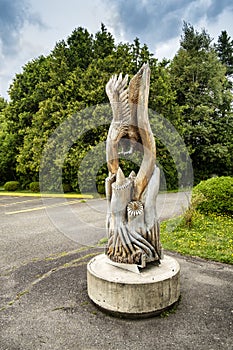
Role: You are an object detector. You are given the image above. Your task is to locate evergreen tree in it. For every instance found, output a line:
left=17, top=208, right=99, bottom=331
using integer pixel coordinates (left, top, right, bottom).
left=66, top=27, right=93, bottom=70
left=170, top=23, right=233, bottom=182
left=93, top=23, right=115, bottom=59
left=180, top=22, right=212, bottom=52
left=215, top=30, right=233, bottom=77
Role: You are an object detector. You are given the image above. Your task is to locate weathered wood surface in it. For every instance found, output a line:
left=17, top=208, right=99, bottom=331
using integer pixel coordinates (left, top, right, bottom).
left=105, top=64, right=162, bottom=267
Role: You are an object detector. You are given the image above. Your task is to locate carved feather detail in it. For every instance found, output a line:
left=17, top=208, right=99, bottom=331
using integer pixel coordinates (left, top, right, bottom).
left=106, top=73, right=130, bottom=124
left=105, top=64, right=162, bottom=267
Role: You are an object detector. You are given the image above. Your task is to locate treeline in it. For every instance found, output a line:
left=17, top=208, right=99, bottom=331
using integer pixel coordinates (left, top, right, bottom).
left=0, top=23, right=232, bottom=191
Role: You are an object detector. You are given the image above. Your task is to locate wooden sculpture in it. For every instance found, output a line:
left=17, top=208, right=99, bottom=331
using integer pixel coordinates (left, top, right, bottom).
left=105, top=64, right=162, bottom=268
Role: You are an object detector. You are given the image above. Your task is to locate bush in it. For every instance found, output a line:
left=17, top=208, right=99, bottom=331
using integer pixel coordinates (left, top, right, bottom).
left=97, top=183, right=105, bottom=195
left=4, top=181, right=20, bottom=191
left=62, top=183, right=72, bottom=193
left=182, top=192, right=206, bottom=228
left=192, top=176, right=233, bottom=216
left=29, top=182, right=40, bottom=193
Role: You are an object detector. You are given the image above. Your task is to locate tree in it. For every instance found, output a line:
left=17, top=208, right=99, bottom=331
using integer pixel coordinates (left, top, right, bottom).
left=180, top=22, right=212, bottom=52
left=0, top=98, right=18, bottom=183
left=215, top=30, right=233, bottom=77
left=66, top=27, right=93, bottom=70
left=93, top=23, right=115, bottom=59
left=2, top=24, right=186, bottom=189
left=170, top=23, right=233, bottom=182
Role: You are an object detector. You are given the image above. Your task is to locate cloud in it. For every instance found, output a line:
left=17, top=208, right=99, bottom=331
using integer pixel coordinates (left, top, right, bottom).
left=0, top=0, right=44, bottom=56
left=106, top=0, right=233, bottom=49
left=207, top=0, right=233, bottom=18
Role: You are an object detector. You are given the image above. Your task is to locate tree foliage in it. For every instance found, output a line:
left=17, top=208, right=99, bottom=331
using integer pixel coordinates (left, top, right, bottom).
left=193, top=176, right=233, bottom=216
left=170, top=23, right=233, bottom=183
left=0, top=23, right=232, bottom=190
left=215, top=30, right=233, bottom=77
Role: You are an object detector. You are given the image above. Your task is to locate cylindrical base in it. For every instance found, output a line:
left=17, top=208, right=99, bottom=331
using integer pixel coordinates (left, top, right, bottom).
left=87, top=254, right=180, bottom=317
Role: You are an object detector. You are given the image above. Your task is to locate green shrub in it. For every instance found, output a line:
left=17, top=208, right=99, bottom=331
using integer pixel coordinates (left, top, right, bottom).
left=182, top=192, right=206, bottom=228
left=4, top=181, right=20, bottom=191
left=62, top=183, right=72, bottom=193
left=192, top=176, right=233, bottom=216
left=29, top=182, right=40, bottom=193
left=97, top=183, right=105, bottom=195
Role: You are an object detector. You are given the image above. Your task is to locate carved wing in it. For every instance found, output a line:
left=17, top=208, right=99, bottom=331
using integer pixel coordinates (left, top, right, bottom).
left=106, top=64, right=156, bottom=201
left=105, top=73, right=130, bottom=122
left=106, top=73, right=131, bottom=174
left=132, top=63, right=156, bottom=201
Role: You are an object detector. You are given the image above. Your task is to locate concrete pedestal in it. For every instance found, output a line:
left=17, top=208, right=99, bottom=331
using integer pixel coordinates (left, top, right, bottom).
left=87, top=254, right=180, bottom=317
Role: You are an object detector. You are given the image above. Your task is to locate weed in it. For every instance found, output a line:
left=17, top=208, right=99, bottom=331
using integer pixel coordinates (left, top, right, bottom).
left=16, top=290, right=29, bottom=299
left=161, top=213, right=233, bottom=264
left=182, top=192, right=206, bottom=228
left=98, top=237, right=108, bottom=245
left=160, top=297, right=181, bottom=318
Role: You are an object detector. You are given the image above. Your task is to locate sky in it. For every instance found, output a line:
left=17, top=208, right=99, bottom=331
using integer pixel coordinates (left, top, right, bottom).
left=0, top=0, right=233, bottom=100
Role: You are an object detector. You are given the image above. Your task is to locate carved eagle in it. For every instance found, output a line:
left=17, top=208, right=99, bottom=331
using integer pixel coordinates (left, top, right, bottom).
left=106, top=63, right=156, bottom=201
left=105, top=67, right=144, bottom=149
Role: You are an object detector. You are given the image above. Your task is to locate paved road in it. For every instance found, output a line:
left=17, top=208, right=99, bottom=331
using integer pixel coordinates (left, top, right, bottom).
left=0, top=193, right=232, bottom=350
left=0, top=192, right=190, bottom=269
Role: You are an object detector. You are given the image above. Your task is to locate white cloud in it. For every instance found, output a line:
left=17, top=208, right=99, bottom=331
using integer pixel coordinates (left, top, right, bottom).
left=155, top=37, right=180, bottom=61
left=0, top=0, right=233, bottom=99
left=0, top=0, right=113, bottom=99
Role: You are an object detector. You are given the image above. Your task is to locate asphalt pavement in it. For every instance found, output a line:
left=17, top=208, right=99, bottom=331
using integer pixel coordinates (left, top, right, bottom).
left=0, top=193, right=232, bottom=350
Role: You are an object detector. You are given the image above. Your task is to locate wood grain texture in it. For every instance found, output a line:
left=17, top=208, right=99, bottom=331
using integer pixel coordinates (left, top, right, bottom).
left=105, top=64, right=162, bottom=267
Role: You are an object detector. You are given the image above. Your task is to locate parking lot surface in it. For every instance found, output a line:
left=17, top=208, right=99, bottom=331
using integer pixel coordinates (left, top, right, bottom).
left=0, top=193, right=232, bottom=350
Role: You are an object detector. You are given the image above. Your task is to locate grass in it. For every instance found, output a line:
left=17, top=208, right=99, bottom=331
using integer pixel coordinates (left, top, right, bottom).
left=98, top=211, right=233, bottom=264
left=160, top=211, right=233, bottom=264
left=1, top=184, right=231, bottom=265
left=160, top=296, right=181, bottom=318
